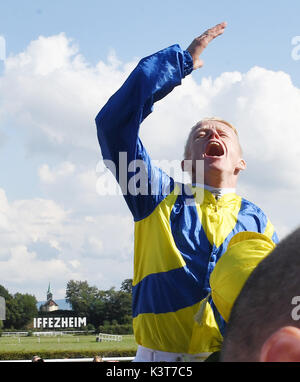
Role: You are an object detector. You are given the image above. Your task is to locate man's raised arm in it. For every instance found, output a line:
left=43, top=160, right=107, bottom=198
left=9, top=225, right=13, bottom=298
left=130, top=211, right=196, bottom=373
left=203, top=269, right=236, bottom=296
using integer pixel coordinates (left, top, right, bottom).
left=95, top=22, right=227, bottom=220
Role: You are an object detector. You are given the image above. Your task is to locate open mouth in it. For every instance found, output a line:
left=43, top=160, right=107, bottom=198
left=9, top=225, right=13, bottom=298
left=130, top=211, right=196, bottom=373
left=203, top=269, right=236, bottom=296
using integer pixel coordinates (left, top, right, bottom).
left=204, top=141, right=225, bottom=158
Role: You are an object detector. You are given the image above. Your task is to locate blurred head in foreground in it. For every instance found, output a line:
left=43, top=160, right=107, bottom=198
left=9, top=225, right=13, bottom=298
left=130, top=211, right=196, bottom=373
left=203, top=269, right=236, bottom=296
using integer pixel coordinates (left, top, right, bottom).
left=93, top=355, right=103, bottom=362
left=32, top=355, right=44, bottom=362
left=220, top=227, right=300, bottom=362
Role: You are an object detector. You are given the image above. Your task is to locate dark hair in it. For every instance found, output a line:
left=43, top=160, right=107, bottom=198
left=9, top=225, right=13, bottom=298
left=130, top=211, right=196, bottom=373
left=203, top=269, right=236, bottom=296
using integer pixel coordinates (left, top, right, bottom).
left=221, top=227, right=300, bottom=362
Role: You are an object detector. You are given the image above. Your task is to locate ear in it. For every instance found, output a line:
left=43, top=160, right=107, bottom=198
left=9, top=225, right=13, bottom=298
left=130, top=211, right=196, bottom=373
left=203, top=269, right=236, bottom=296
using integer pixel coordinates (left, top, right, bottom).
left=260, top=326, right=300, bottom=362
left=234, top=158, right=246, bottom=175
left=237, top=158, right=246, bottom=171
left=181, top=159, right=185, bottom=172
left=181, top=159, right=193, bottom=173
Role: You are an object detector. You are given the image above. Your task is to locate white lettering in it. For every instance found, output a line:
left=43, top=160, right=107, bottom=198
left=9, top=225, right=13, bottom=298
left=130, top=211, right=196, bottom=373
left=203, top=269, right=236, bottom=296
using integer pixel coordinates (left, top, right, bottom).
left=118, top=152, right=128, bottom=195
left=95, top=159, right=121, bottom=196
left=128, top=160, right=149, bottom=196
left=107, top=366, right=141, bottom=380
left=78, top=317, right=87, bottom=327
left=37, top=317, right=42, bottom=328
left=96, top=154, right=206, bottom=197
left=69, top=317, right=74, bottom=328
left=291, top=296, right=300, bottom=320
left=0, top=36, right=6, bottom=61
left=62, top=317, right=68, bottom=328
left=291, top=36, right=300, bottom=61
left=32, top=316, right=88, bottom=328
left=106, top=369, right=112, bottom=377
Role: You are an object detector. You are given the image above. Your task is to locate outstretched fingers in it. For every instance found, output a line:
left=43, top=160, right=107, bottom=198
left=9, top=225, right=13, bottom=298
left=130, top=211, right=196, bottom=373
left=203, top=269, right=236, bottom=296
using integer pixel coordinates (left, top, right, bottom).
left=187, top=22, right=227, bottom=69
left=195, top=22, right=227, bottom=53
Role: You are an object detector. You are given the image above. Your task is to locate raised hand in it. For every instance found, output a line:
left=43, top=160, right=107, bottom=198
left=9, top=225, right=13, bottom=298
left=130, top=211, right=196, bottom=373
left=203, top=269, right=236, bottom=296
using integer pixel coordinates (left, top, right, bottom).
left=187, top=22, right=227, bottom=70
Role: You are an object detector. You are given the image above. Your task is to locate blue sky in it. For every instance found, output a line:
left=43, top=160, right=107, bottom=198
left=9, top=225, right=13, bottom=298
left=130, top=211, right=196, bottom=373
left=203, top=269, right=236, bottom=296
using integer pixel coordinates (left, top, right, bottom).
left=0, top=1, right=300, bottom=298
left=1, top=0, right=300, bottom=200
left=1, top=0, right=300, bottom=80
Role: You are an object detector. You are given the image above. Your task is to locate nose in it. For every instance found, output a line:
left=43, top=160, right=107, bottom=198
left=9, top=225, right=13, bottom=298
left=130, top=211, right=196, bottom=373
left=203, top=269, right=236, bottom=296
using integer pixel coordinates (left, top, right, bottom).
left=207, top=128, right=220, bottom=140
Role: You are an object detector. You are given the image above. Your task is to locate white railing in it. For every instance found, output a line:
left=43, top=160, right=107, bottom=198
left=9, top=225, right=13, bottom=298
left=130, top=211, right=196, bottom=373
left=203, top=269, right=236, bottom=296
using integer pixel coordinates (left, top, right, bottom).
left=33, top=331, right=63, bottom=336
left=0, top=357, right=134, bottom=362
left=97, top=333, right=122, bottom=342
left=1, top=332, right=28, bottom=337
left=1, top=330, right=95, bottom=337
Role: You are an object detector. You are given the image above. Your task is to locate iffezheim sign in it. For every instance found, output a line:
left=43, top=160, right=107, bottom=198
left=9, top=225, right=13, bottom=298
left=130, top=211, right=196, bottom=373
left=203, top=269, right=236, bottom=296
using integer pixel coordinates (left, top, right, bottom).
left=0, top=297, right=5, bottom=320
left=33, top=316, right=87, bottom=329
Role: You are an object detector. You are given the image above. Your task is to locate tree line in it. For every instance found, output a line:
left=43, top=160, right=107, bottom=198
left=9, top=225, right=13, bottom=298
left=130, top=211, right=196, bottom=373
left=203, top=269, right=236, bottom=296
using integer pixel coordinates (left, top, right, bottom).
left=0, top=285, right=38, bottom=330
left=65, top=279, right=133, bottom=333
left=0, top=279, right=133, bottom=333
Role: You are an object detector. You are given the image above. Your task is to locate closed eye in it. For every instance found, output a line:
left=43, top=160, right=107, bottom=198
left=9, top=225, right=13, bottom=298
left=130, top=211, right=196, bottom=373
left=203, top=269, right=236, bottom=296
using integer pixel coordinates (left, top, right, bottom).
left=217, top=130, right=228, bottom=137
left=195, top=130, right=208, bottom=139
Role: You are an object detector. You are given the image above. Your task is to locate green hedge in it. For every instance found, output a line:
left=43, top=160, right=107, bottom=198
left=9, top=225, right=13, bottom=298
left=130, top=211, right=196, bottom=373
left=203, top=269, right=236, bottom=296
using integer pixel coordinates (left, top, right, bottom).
left=0, top=349, right=136, bottom=360
left=97, top=323, right=133, bottom=335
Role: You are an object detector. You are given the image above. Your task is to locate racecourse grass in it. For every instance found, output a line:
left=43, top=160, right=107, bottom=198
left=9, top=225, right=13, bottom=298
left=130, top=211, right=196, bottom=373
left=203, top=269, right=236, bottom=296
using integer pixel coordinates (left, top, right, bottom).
left=0, top=334, right=138, bottom=360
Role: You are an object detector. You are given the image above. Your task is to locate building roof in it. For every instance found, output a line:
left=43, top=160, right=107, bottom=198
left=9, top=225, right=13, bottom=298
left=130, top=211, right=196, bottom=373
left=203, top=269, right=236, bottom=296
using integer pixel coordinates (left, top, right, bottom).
left=42, top=298, right=58, bottom=308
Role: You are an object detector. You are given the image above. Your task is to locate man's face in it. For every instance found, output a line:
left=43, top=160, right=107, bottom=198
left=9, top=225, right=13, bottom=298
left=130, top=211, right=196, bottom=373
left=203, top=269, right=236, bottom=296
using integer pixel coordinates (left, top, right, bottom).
left=186, top=120, right=246, bottom=180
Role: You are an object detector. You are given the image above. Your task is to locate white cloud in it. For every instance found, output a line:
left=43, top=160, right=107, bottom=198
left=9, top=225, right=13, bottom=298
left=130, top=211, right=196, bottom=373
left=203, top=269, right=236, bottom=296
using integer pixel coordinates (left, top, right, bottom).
left=38, top=161, right=75, bottom=184
left=0, top=33, right=137, bottom=163
left=0, top=186, right=133, bottom=299
left=0, top=245, right=72, bottom=283
left=69, top=259, right=81, bottom=269
left=0, top=33, right=300, bottom=299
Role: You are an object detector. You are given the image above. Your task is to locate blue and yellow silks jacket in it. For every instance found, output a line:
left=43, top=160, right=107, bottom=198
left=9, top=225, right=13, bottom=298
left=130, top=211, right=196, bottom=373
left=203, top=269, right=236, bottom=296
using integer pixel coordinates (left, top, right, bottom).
left=95, top=45, right=279, bottom=354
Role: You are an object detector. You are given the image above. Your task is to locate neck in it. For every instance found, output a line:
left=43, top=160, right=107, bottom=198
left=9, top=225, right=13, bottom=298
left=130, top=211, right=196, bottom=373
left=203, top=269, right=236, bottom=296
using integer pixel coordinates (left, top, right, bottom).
left=192, top=171, right=238, bottom=189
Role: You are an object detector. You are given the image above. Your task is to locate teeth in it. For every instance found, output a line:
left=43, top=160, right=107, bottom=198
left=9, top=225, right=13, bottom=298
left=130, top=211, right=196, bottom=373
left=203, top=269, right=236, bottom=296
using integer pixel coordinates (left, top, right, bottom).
left=205, top=141, right=224, bottom=157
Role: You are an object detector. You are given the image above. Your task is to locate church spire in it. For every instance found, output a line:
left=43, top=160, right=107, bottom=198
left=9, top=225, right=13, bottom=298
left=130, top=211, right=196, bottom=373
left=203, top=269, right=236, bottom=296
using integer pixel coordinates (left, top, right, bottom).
left=47, top=283, right=52, bottom=301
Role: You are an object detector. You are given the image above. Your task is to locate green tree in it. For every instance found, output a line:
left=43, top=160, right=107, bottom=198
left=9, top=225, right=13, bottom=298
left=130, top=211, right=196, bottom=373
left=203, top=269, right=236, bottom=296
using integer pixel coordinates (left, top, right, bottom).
left=120, top=279, right=132, bottom=294
left=0, top=285, right=11, bottom=300
left=65, top=279, right=133, bottom=328
left=65, top=280, right=99, bottom=318
left=4, top=293, right=37, bottom=329
left=105, top=289, right=132, bottom=324
left=89, top=296, right=106, bottom=327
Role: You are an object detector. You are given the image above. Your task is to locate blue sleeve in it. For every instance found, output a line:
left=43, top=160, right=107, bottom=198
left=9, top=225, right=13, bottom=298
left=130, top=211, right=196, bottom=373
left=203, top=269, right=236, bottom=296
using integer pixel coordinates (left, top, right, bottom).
left=272, top=231, right=279, bottom=245
left=95, top=44, right=193, bottom=221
